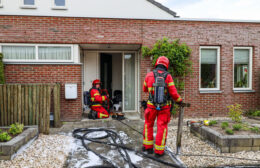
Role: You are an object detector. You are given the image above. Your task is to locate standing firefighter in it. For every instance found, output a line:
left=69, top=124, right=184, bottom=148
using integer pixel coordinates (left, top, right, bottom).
left=88, top=79, right=110, bottom=119
left=143, top=56, right=183, bottom=157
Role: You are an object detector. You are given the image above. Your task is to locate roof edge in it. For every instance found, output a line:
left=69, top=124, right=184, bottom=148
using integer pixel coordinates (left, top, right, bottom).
left=147, top=0, right=178, bottom=17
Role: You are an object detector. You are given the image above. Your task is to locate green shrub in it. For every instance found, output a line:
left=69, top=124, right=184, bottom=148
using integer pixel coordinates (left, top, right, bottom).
left=233, top=124, right=242, bottom=131
left=250, top=127, right=259, bottom=133
left=221, top=122, right=229, bottom=129
left=225, top=128, right=234, bottom=135
left=209, top=120, right=218, bottom=126
left=9, top=123, right=24, bottom=135
left=252, top=111, right=260, bottom=117
left=0, top=132, right=11, bottom=142
left=227, top=104, right=243, bottom=123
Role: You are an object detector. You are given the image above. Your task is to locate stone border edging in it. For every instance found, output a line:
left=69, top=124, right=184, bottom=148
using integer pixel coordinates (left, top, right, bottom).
left=0, top=125, right=38, bottom=160
left=190, top=123, right=260, bottom=153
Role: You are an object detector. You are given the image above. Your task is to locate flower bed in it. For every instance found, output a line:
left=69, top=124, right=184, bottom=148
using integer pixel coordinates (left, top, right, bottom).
left=190, top=122, right=260, bottom=153
left=0, top=126, right=38, bottom=160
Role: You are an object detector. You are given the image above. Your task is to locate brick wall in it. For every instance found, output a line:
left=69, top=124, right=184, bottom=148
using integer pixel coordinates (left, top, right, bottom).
left=4, top=64, right=82, bottom=121
left=0, top=16, right=259, bottom=119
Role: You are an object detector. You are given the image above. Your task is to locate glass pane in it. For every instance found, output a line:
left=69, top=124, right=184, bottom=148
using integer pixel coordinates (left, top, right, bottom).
left=38, top=47, right=71, bottom=60
left=124, top=53, right=135, bottom=111
left=234, top=49, right=249, bottom=88
left=201, top=49, right=217, bottom=64
left=55, top=0, right=65, bottom=6
left=24, top=0, right=35, bottom=5
left=2, top=46, right=35, bottom=60
left=201, top=49, right=217, bottom=88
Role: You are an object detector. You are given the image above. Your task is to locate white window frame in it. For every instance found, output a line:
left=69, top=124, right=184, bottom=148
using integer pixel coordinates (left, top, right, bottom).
left=0, top=43, right=74, bottom=63
left=0, top=0, right=3, bottom=8
left=20, top=0, right=37, bottom=9
left=52, top=0, right=67, bottom=10
left=233, top=47, right=253, bottom=91
left=199, top=46, right=221, bottom=91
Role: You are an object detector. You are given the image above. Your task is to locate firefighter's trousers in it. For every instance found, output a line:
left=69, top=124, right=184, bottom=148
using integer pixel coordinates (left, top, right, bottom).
left=91, top=105, right=109, bottom=119
left=143, top=106, right=171, bottom=155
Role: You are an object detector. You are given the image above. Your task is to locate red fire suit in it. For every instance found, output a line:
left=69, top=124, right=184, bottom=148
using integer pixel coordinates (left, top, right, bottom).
left=143, top=69, right=182, bottom=155
left=90, top=88, right=109, bottom=119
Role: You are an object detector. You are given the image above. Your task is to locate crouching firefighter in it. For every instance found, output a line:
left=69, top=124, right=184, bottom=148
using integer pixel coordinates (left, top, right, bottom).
left=88, top=79, right=110, bottom=119
left=142, top=56, right=183, bottom=157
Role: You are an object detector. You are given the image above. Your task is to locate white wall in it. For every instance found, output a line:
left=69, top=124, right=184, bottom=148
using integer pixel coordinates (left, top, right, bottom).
left=112, top=53, right=122, bottom=96
left=0, top=0, right=174, bottom=20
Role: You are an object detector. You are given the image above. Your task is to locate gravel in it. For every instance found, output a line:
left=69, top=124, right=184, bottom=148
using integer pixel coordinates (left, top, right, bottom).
left=0, top=134, right=73, bottom=168
left=167, top=118, right=260, bottom=168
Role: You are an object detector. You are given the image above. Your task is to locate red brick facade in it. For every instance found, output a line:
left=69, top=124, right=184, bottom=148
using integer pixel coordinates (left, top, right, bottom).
left=0, top=16, right=259, bottom=120
left=4, top=64, right=82, bottom=121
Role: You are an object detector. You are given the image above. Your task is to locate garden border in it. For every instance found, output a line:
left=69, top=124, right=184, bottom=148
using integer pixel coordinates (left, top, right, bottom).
left=190, top=123, right=260, bottom=153
left=0, top=125, right=38, bottom=160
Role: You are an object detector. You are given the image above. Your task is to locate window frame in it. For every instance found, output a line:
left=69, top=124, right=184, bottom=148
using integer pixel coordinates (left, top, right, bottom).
left=233, top=47, right=253, bottom=91
left=52, top=0, right=67, bottom=10
left=199, top=46, right=221, bottom=91
left=20, top=0, right=37, bottom=9
left=0, top=0, right=3, bottom=8
left=0, top=43, right=74, bottom=63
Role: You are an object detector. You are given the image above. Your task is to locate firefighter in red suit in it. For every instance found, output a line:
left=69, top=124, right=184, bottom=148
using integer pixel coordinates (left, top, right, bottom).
left=89, top=79, right=109, bottom=119
left=142, top=56, right=183, bottom=157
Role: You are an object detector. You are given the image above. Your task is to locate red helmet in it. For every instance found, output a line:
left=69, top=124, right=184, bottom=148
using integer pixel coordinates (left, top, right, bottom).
left=92, top=79, right=101, bottom=86
left=155, top=56, right=169, bottom=70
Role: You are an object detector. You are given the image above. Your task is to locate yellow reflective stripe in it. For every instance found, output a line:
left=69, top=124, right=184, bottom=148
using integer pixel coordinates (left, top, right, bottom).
left=145, top=124, right=148, bottom=141
left=91, top=97, right=95, bottom=101
left=147, top=100, right=172, bottom=106
left=94, top=93, right=100, bottom=96
left=147, top=101, right=154, bottom=106
left=144, top=81, right=147, bottom=87
left=92, top=104, right=102, bottom=107
left=176, top=97, right=182, bottom=102
left=155, top=144, right=165, bottom=151
left=102, top=96, right=106, bottom=101
left=168, top=82, right=175, bottom=87
left=99, top=113, right=108, bottom=118
left=148, top=87, right=153, bottom=92
left=143, top=140, right=153, bottom=145
left=161, top=128, right=166, bottom=146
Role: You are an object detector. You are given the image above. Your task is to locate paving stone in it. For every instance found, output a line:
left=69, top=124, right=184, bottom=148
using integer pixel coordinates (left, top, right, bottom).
left=251, top=135, right=260, bottom=146
left=1, top=145, right=13, bottom=155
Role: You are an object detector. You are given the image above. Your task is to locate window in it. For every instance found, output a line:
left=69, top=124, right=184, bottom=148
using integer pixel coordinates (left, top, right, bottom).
left=55, top=0, right=65, bottom=6
left=20, top=0, right=36, bottom=9
left=0, top=44, right=73, bottom=62
left=52, top=0, right=67, bottom=10
left=200, top=46, right=220, bottom=90
left=24, top=0, right=34, bottom=5
left=0, top=0, right=3, bottom=7
left=233, top=47, right=252, bottom=90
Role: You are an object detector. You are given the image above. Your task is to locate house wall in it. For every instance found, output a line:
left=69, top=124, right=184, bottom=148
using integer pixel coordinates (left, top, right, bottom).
left=0, top=15, right=259, bottom=120
left=4, top=64, right=82, bottom=121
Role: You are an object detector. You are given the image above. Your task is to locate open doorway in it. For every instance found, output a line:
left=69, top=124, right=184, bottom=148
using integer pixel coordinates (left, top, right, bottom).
left=100, top=53, right=123, bottom=112
left=83, top=50, right=138, bottom=113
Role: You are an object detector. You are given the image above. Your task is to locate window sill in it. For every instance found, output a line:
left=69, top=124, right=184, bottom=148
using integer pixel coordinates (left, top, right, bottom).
left=20, top=5, right=37, bottom=9
left=51, top=6, right=68, bottom=10
left=233, top=90, right=255, bottom=93
left=199, top=90, right=223, bottom=94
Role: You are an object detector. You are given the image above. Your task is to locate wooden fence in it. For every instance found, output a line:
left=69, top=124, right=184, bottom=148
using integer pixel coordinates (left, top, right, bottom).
left=0, top=84, right=61, bottom=134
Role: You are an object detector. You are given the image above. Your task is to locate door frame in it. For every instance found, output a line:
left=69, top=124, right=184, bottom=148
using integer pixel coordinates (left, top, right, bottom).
left=97, top=51, right=140, bottom=113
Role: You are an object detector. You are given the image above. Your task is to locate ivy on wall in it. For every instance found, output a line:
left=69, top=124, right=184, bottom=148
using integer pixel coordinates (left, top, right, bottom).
left=0, top=53, right=5, bottom=84
left=142, top=38, right=193, bottom=115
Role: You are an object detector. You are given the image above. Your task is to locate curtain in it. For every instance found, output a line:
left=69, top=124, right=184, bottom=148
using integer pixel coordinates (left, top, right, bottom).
left=2, top=46, right=35, bottom=60
left=38, top=47, right=71, bottom=60
left=124, top=53, right=135, bottom=111
left=234, top=49, right=249, bottom=64
left=201, top=49, right=217, bottom=64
